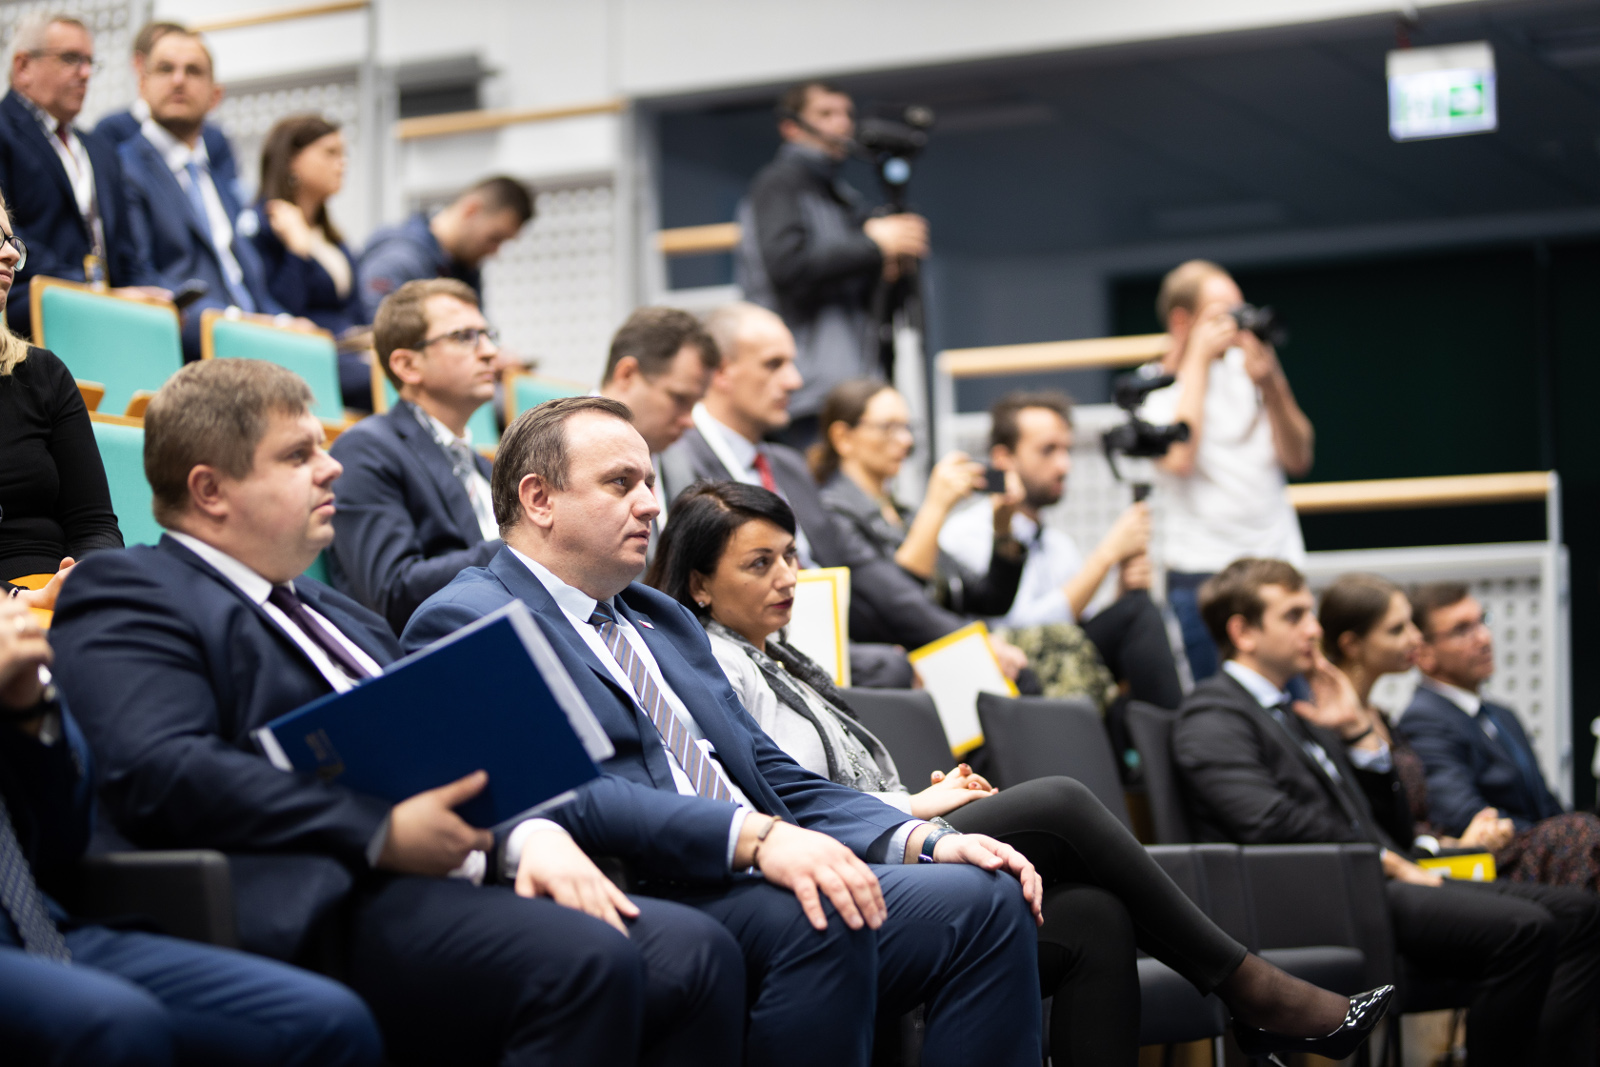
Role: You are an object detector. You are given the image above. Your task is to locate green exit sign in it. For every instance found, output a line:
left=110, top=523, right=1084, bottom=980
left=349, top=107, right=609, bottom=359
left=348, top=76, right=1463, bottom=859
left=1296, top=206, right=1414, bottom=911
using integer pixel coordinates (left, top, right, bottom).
left=1388, top=42, right=1497, bottom=142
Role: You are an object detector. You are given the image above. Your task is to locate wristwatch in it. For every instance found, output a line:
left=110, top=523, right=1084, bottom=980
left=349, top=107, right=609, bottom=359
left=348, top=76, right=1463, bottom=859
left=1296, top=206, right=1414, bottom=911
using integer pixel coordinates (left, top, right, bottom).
left=918, top=826, right=959, bottom=863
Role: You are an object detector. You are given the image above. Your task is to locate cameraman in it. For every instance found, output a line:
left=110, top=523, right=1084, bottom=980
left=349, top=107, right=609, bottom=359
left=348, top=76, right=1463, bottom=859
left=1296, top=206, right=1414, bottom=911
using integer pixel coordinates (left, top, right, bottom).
left=736, top=81, right=928, bottom=447
left=1140, top=260, right=1314, bottom=680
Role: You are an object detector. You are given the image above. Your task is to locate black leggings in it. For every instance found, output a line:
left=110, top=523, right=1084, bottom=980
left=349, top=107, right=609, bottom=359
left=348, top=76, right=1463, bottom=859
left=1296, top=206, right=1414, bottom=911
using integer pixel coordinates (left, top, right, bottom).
left=1082, top=590, right=1184, bottom=710
left=945, top=776, right=1247, bottom=1066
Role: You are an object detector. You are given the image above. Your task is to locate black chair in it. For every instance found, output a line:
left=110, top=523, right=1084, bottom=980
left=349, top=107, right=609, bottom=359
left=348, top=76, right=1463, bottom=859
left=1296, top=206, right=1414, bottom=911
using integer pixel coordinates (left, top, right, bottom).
left=840, top=688, right=956, bottom=788
left=974, top=693, right=1134, bottom=832
left=68, top=850, right=238, bottom=946
left=1125, top=700, right=1194, bottom=844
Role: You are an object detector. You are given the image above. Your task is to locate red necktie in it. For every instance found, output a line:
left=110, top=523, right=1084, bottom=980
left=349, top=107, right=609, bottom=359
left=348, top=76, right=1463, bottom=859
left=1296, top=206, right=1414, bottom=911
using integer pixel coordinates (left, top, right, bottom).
left=752, top=451, right=779, bottom=494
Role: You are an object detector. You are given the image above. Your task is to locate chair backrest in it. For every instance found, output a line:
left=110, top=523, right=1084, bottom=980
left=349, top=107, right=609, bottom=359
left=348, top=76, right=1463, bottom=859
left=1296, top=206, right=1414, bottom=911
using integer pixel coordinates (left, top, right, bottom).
left=90, top=414, right=163, bottom=547
left=34, top=279, right=182, bottom=416
left=202, top=311, right=343, bottom=422
left=975, top=692, right=1134, bottom=830
left=1125, top=701, right=1196, bottom=844
left=504, top=368, right=588, bottom=424
left=372, top=366, right=499, bottom=450
left=839, top=688, right=956, bottom=788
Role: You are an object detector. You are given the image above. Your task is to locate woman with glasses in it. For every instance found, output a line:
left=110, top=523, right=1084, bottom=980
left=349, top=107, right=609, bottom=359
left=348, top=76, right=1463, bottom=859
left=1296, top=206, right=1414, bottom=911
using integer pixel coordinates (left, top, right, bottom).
left=247, top=115, right=367, bottom=406
left=0, top=191, right=120, bottom=608
left=1312, top=572, right=1600, bottom=892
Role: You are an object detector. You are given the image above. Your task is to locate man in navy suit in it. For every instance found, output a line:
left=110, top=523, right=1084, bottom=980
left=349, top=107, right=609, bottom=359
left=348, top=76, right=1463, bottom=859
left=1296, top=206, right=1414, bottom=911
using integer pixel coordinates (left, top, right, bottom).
left=330, top=278, right=502, bottom=632
left=0, top=14, right=163, bottom=336
left=49, top=359, right=745, bottom=1067
left=94, top=20, right=241, bottom=208
left=404, top=395, right=1045, bottom=1067
left=0, top=596, right=384, bottom=1067
left=1398, top=582, right=1567, bottom=835
left=117, top=28, right=281, bottom=359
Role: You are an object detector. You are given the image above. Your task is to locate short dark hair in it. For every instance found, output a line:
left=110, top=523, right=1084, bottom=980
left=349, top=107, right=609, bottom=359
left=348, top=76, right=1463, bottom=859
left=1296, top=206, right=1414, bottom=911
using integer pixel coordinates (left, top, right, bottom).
left=776, top=81, right=846, bottom=125
left=601, top=307, right=719, bottom=386
left=645, top=481, right=797, bottom=619
left=258, top=114, right=344, bottom=245
left=988, top=390, right=1073, bottom=452
left=1410, top=581, right=1472, bottom=638
left=372, top=278, right=481, bottom=389
left=1156, top=259, right=1229, bottom=324
left=491, top=396, right=633, bottom=531
left=1199, top=557, right=1307, bottom=659
left=132, top=20, right=185, bottom=59
left=1319, top=572, right=1402, bottom=664
left=464, top=175, right=536, bottom=225
left=809, top=378, right=893, bottom=484
left=145, top=360, right=313, bottom=526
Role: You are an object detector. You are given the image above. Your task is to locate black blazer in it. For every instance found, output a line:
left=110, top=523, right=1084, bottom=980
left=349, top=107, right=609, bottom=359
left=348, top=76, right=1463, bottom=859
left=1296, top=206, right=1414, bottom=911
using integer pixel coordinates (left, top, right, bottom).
left=401, top=548, right=910, bottom=880
left=248, top=200, right=364, bottom=337
left=1172, top=672, right=1401, bottom=852
left=0, top=90, right=154, bottom=334
left=48, top=536, right=402, bottom=961
left=659, top=427, right=966, bottom=648
left=1397, top=685, right=1564, bottom=834
left=328, top=403, right=500, bottom=633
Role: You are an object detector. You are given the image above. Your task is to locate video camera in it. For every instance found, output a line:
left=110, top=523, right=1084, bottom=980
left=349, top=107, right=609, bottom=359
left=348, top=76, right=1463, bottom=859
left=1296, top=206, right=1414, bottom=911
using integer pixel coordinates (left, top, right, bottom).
left=853, top=105, right=934, bottom=213
left=1229, top=302, right=1287, bottom=348
left=1102, top=366, right=1191, bottom=500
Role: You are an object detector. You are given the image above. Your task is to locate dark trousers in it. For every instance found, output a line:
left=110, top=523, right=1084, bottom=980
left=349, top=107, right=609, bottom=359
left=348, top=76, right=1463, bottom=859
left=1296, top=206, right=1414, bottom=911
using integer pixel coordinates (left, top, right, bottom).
left=660, top=862, right=1040, bottom=1067
left=1387, top=877, right=1600, bottom=1066
left=346, top=875, right=744, bottom=1067
left=948, top=776, right=1248, bottom=1066
left=1165, top=572, right=1219, bottom=682
left=0, top=924, right=382, bottom=1067
left=1082, top=590, right=1185, bottom=710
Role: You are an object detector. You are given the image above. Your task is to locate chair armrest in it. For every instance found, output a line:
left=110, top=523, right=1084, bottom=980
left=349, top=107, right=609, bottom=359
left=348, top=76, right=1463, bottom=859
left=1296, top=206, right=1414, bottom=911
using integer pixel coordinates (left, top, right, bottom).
left=1240, top=843, right=1393, bottom=989
left=73, top=850, right=237, bottom=947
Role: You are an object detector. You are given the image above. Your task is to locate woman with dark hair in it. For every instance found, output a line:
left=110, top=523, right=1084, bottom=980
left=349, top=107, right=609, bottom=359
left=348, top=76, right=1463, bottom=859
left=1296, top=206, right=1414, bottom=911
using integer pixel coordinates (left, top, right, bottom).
left=811, top=379, right=1024, bottom=618
left=1315, top=573, right=1600, bottom=892
left=247, top=114, right=368, bottom=405
left=645, top=480, right=1391, bottom=1067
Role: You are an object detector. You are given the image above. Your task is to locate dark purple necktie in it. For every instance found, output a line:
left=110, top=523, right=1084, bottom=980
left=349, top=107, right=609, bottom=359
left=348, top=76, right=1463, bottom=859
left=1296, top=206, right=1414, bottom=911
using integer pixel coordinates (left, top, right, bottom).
left=267, top=585, right=374, bottom=683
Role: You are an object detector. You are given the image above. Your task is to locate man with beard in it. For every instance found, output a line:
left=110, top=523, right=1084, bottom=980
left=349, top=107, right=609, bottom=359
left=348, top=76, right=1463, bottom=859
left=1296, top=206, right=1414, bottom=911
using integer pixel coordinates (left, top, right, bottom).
left=940, top=390, right=1183, bottom=710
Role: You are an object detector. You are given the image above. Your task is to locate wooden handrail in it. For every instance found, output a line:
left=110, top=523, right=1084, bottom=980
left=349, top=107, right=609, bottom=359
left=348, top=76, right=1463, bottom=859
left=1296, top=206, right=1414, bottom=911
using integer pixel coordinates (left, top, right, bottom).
left=191, top=0, right=368, bottom=33
left=395, top=98, right=626, bottom=141
left=938, top=334, right=1170, bottom=378
left=657, top=222, right=742, bottom=256
left=1288, top=472, right=1553, bottom=514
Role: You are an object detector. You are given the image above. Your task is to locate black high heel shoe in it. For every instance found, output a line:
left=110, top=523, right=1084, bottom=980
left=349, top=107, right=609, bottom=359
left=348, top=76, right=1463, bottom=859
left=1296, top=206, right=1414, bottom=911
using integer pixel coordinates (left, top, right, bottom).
left=1233, top=984, right=1395, bottom=1065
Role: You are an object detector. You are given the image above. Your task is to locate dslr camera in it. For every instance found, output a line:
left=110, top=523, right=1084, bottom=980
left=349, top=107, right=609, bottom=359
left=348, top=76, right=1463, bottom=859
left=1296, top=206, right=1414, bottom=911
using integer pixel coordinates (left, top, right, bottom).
left=1229, top=303, right=1287, bottom=348
left=854, top=105, right=934, bottom=212
left=1103, top=366, right=1191, bottom=498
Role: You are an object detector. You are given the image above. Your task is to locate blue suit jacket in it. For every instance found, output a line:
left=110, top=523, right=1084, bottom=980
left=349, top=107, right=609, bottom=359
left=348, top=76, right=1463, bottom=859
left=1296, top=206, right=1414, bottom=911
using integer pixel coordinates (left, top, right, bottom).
left=402, top=549, right=909, bottom=882
left=0, top=90, right=155, bottom=334
left=1396, top=685, right=1564, bottom=834
left=118, top=131, right=283, bottom=355
left=93, top=111, right=240, bottom=202
left=0, top=704, right=95, bottom=941
left=246, top=199, right=363, bottom=337
left=48, top=536, right=401, bottom=960
left=328, top=404, right=500, bottom=633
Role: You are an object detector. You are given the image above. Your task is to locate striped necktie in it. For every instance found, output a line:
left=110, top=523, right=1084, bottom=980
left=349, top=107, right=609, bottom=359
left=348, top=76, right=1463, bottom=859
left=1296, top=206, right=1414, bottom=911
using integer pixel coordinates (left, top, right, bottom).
left=588, top=602, right=733, bottom=802
left=0, top=791, right=70, bottom=961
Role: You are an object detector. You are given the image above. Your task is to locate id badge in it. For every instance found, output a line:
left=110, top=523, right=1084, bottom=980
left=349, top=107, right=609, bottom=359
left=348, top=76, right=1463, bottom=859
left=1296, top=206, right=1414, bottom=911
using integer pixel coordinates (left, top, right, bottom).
left=82, top=253, right=106, bottom=287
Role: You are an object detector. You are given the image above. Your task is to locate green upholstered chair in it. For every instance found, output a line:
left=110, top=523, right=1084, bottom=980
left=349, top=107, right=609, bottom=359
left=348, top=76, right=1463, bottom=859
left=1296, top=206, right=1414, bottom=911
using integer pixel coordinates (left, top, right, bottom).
left=32, top=279, right=183, bottom=417
left=89, top=415, right=163, bottom=548
left=202, top=311, right=344, bottom=423
left=503, top=368, right=588, bottom=425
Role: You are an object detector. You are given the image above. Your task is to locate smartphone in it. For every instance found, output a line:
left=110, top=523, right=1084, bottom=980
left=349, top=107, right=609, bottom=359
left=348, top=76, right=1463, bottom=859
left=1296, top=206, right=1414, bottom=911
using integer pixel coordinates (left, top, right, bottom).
left=172, top=279, right=210, bottom=312
left=983, top=466, right=1007, bottom=494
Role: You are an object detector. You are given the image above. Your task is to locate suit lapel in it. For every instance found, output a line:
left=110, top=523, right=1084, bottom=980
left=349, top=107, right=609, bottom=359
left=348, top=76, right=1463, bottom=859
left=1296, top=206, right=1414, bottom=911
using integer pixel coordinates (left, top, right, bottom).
left=4, top=93, right=79, bottom=214
left=136, top=136, right=213, bottom=249
left=293, top=580, right=396, bottom=668
left=393, top=405, right=483, bottom=545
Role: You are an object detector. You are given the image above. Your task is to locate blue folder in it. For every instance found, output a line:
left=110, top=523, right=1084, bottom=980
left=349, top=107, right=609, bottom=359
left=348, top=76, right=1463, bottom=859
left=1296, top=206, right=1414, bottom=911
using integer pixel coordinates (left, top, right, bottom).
left=253, top=601, right=613, bottom=829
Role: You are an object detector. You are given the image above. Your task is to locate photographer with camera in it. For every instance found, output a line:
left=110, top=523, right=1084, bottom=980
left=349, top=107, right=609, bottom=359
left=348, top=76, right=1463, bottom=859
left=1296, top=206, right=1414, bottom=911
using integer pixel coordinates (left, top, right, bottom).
left=940, top=391, right=1183, bottom=711
left=736, top=81, right=929, bottom=447
left=1140, top=260, right=1314, bottom=681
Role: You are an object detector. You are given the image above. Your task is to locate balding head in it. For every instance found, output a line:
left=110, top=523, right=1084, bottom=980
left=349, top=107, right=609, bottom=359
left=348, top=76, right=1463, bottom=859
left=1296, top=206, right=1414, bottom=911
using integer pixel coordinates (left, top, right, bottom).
left=700, top=303, right=802, bottom=443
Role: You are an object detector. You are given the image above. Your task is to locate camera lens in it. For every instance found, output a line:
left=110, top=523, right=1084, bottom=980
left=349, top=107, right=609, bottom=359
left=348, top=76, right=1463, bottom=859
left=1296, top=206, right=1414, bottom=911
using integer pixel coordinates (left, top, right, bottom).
left=882, top=158, right=911, bottom=184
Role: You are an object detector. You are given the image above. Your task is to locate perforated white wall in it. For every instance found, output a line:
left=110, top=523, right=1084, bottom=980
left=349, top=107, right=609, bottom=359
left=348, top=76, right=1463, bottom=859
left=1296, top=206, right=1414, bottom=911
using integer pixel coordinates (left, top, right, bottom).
left=479, top=180, right=616, bottom=387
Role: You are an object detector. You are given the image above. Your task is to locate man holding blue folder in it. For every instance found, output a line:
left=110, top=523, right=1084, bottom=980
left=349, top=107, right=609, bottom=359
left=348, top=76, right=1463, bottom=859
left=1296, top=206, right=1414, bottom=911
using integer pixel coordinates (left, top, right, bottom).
left=49, top=360, right=744, bottom=1067
left=404, top=396, right=1046, bottom=1067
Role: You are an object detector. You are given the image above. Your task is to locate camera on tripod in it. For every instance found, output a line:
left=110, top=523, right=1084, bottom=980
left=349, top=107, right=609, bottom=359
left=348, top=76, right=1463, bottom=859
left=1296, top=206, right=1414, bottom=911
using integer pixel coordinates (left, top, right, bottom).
left=1103, top=367, right=1191, bottom=499
left=854, top=105, right=934, bottom=212
left=1229, top=303, right=1287, bottom=348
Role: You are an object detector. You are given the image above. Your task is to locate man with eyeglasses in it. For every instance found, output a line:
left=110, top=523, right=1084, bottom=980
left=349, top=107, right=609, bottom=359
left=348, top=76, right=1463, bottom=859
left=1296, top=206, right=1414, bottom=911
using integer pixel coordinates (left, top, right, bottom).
left=1398, top=582, right=1570, bottom=836
left=0, top=13, right=164, bottom=335
left=328, top=279, right=505, bottom=633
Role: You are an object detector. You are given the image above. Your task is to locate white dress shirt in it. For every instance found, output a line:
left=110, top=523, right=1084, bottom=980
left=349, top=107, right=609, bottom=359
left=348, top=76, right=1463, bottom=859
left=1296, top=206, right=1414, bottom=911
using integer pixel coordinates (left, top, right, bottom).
left=692, top=404, right=814, bottom=567
left=140, top=118, right=249, bottom=302
left=506, top=547, right=756, bottom=867
left=941, top=504, right=1084, bottom=627
left=18, top=94, right=103, bottom=261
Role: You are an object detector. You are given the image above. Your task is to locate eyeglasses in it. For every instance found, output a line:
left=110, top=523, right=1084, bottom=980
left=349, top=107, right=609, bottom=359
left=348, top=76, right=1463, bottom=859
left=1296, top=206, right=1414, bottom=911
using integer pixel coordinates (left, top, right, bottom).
left=422, top=326, right=499, bottom=349
left=0, top=226, right=27, bottom=271
left=858, top=420, right=914, bottom=438
left=30, top=50, right=100, bottom=73
left=1426, top=612, right=1491, bottom=643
